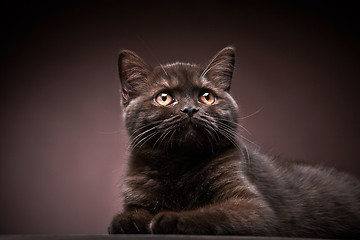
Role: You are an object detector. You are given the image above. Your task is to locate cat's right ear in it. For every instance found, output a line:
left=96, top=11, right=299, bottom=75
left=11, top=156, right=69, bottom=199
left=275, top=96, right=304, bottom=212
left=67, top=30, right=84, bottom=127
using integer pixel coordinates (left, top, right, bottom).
left=118, top=50, right=152, bottom=105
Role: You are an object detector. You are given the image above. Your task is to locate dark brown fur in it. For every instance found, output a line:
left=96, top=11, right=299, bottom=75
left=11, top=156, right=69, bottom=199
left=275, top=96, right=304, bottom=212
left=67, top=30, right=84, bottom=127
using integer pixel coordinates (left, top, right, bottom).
left=109, top=47, right=360, bottom=238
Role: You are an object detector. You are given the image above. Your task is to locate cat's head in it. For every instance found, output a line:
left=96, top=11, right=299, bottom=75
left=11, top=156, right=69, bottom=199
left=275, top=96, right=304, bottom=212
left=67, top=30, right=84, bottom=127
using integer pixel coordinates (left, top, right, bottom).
left=118, top=47, right=239, bottom=153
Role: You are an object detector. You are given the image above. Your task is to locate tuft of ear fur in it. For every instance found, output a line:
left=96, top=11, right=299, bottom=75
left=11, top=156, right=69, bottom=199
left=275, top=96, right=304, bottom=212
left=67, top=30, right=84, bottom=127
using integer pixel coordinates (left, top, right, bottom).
left=201, top=46, right=235, bottom=92
left=118, top=50, right=152, bottom=106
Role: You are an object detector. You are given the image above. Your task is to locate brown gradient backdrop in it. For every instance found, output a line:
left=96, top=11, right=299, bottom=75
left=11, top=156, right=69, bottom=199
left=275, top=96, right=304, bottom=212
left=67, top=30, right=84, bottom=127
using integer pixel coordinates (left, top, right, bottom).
left=0, top=0, right=359, bottom=235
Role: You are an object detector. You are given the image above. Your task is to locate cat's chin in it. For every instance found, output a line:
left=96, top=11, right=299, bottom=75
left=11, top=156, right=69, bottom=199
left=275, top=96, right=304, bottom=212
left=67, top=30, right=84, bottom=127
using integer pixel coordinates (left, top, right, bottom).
left=172, top=119, right=210, bottom=150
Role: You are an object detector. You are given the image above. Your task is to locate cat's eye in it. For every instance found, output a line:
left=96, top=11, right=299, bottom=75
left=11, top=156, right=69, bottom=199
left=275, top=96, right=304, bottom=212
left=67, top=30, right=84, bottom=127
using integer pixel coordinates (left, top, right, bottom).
left=199, top=92, right=215, bottom=105
left=155, top=93, right=174, bottom=106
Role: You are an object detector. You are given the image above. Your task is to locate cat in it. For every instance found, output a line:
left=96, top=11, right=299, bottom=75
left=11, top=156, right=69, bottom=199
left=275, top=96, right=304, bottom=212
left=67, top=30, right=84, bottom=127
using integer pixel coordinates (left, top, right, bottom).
left=108, top=46, right=360, bottom=238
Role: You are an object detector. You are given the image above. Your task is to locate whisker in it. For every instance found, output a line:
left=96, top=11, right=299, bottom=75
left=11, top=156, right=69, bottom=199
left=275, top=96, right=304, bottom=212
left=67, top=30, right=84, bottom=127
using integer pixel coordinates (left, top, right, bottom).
left=218, top=129, right=249, bottom=162
left=199, top=115, right=240, bottom=148
left=200, top=62, right=223, bottom=79
left=203, top=128, right=215, bottom=154
left=200, top=61, right=214, bottom=79
left=138, top=36, right=168, bottom=76
left=160, top=64, right=169, bottom=77
left=197, top=116, right=221, bottom=142
left=131, top=130, right=160, bottom=151
left=130, top=116, right=180, bottom=141
left=130, top=116, right=182, bottom=151
left=216, top=121, right=259, bottom=149
left=212, top=117, right=252, bottom=136
left=167, top=128, right=177, bottom=150
left=203, top=115, right=258, bottom=159
left=131, top=125, right=159, bottom=144
left=217, top=128, right=240, bottom=150
left=153, top=128, right=172, bottom=149
left=200, top=49, right=224, bottom=79
left=200, top=64, right=216, bottom=79
left=129, top=119, right=164, bottom=138
left=239, top=106, right=264, bottom=120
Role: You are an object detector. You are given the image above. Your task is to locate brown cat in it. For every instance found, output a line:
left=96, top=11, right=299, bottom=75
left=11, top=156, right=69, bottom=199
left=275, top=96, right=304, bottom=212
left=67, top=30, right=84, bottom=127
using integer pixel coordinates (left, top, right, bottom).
left=108, top=47, right=360, bottom=238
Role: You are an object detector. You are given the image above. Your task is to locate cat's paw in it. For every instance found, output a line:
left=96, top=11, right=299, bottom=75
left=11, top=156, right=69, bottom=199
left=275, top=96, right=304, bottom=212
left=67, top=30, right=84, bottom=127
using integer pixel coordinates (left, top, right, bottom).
left=150, top=211, right=184, bottom=234
left=151, top=211, right=209, bottom=234
left=108, top=211, right=151, bottom=234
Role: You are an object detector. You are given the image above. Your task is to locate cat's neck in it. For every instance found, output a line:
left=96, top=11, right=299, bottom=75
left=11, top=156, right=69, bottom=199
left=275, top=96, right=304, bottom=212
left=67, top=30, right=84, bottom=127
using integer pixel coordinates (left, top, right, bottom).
left=128, top=144, right=243, bottom=175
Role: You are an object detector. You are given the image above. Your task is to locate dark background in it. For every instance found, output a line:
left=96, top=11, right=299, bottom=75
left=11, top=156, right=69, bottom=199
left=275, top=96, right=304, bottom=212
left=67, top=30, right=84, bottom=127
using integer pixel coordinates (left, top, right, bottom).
left=0, top=0, right=359, bottom=235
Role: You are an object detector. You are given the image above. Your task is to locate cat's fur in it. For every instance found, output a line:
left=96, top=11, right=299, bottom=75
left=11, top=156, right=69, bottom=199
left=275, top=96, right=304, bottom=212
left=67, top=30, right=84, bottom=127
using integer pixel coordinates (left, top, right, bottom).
left=108, top=47, right=360, bottom=238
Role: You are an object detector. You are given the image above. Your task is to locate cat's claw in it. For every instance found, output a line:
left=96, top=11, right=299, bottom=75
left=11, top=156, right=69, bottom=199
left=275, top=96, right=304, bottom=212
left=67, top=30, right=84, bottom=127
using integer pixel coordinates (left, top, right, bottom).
left=109, top=212, right=150, bottom=234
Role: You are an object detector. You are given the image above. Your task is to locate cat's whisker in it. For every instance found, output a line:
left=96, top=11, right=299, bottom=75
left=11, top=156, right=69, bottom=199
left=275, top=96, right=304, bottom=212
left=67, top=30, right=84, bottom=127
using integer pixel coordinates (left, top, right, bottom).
left=130, top=116, right=183, bottom=151
left=238, top=135, right=259, bottom=150
left=130, top=116, right=180, bottom=147
left=130, top=125, right=162, bottom=150
left=200, top=50, right=224, bottom=79
left=153, top=128, right=172, bottom=149
left=200, top=64, right=216, bottom=79
left=131, top=125, right=159, bottom=145
left=129, top=119, right=164, bottom=138
left=138, top=36, right=168, bottom=77
left=217, top=121, right=259, bottom=150
left=203, top=128, right=215, bottom=154
left=131, top=130, right=161, bottom=151
left=196, top=116, right=221, bottom=145
left=213, top=119, right=256, bottom=146
left=239, top=107, right=264, bottom=120
left=198, top=114, right=254, bottom=156
left=207, top=125, right=220, bottom=143
left=217, top=128, right=241, bottom=151
left=227, top=121, right=252, bottom=136
left=212, top=116, right=252, bottom=136
left=211, top=122, right=238, bottom=146
left=214, top=120, right=257, bottom=161
left=200, top=62, right=223, bottom=79
left=200, top=61, right=213, bottom=79
left=167, top=128, right=177, bottom=150
left=160, top=64, right=169, bottom=77
left=236, top=123, right=252, bottom=136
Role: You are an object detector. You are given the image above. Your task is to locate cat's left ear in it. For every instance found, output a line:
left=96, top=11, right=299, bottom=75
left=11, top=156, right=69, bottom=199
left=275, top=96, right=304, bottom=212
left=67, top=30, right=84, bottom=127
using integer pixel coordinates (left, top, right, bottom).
left=201, top=46, right=235, bottom=92
left=118, top=50, right=152, bottom=105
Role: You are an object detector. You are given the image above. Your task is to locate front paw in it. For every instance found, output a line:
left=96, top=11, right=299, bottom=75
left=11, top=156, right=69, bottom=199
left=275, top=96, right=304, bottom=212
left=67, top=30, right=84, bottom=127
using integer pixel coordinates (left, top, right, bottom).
left=109, top=211, right=151, bottom=234
left=150, top=211, right=183, bottom=234
left=151, top=211, right=210, bottom=234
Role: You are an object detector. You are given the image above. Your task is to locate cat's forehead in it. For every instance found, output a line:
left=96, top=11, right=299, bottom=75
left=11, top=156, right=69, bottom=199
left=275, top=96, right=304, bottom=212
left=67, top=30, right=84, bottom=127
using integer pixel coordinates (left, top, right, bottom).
left=152, top=63, right=210, bottom=90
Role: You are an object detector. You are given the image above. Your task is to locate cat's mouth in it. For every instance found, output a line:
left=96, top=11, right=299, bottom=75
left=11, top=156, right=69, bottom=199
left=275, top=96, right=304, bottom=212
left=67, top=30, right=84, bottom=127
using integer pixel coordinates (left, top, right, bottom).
left=177, top=117, right=205, bottom=138
left=180, top=116, right=199, bottom=128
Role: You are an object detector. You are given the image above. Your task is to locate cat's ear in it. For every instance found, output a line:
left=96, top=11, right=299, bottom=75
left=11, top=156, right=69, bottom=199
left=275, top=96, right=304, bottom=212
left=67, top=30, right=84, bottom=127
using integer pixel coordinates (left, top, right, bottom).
left=118, top=50, right=152, bottom=105
left=201, top=46, right=235, bottom=92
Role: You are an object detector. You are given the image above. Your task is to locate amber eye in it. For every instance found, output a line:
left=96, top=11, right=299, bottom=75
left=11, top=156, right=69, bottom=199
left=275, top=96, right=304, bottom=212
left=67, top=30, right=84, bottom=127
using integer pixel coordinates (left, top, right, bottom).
left=155, top=93, right=173, bottom=106
left=199, top=92, right=215, bottom=105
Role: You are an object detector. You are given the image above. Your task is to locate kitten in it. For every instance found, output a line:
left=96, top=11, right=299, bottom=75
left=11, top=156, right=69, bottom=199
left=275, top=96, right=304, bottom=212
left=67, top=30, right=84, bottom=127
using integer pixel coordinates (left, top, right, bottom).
left=108, top=47, right=360, bottom=238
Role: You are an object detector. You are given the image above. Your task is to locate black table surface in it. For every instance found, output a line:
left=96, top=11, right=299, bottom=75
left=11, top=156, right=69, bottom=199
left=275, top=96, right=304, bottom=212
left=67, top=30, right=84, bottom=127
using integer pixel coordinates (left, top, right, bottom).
left=0, top=235, right=336, bottom=240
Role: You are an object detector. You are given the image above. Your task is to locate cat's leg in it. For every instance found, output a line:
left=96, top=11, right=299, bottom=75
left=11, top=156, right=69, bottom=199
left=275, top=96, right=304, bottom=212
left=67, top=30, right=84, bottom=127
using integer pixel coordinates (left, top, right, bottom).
left=150, top=198, right=277, bottom=235
left=109, top=207, right=154, bottom=234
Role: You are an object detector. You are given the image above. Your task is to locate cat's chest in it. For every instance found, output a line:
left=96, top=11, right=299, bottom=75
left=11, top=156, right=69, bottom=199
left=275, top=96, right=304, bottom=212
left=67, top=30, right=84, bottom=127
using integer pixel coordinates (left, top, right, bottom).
left=154, top=171, right=212, bottom=210
left=125, top=151, right=243, bottom=211
left=125, top=168, right=215, bottom=211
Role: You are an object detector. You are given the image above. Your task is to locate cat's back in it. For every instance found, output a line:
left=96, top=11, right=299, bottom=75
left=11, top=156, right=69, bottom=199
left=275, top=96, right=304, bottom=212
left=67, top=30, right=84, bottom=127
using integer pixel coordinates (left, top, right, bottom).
left=245, top=150, right=360, bottom=237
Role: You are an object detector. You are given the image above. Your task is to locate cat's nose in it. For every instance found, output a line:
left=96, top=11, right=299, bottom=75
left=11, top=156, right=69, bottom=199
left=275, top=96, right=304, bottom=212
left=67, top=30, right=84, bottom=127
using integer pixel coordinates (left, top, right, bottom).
left=181, top=107, right=199, bottom=117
